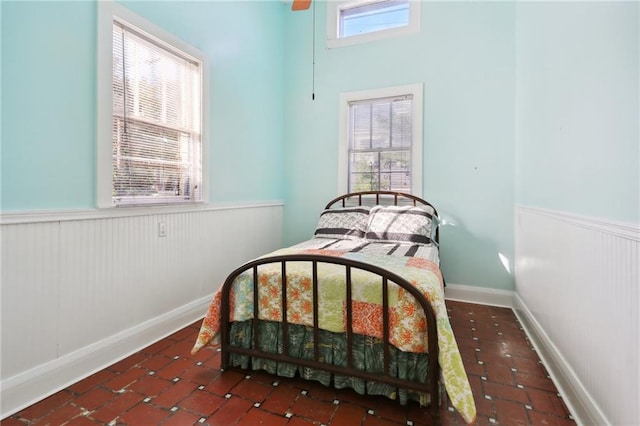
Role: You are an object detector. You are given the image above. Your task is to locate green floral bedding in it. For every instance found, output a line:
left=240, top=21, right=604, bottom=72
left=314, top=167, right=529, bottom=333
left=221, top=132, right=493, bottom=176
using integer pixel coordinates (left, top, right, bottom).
left=228, top=320, right=432, bottom=405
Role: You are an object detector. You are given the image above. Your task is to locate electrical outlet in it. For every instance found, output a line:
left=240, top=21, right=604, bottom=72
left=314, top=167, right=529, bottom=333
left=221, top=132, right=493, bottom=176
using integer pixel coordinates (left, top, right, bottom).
left=158, top=222, right=167, bottom=237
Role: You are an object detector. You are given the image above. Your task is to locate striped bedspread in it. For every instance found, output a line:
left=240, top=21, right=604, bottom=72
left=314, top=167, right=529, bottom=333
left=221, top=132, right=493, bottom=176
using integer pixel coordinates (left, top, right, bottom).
left=291, top=237, right=440, bottom=263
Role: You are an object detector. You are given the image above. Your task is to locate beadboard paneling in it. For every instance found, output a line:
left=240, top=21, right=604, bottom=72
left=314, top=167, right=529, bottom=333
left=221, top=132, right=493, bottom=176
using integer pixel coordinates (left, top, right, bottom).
left=0, top=203, right=282, bottom=418
left=515, top=205, right=639, bottom=426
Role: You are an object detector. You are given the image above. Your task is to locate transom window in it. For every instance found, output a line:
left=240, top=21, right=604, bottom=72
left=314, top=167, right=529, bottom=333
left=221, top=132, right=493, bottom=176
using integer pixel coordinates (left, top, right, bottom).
left=341, top=0, right=409, bottom=38
left=327, top=0, right=421, bottom=49
left=338, top=84, right=423, bottom=195
left=97, top=2, right=208, bottom=208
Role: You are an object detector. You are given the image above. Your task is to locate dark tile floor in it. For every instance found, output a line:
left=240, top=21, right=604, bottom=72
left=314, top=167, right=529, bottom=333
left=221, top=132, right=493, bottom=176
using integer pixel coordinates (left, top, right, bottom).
left=4, top=301, right=575, bottom=425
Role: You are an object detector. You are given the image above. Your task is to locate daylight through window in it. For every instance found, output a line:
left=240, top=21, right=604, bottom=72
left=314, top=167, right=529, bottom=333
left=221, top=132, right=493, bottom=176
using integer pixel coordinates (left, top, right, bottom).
left=348, top=95, right=413, bottom=193
left=111, top=20, right=202, bottom=206
left=340, top=0, right=409, bottom=38
left=327, top=0, right=420, bottom=49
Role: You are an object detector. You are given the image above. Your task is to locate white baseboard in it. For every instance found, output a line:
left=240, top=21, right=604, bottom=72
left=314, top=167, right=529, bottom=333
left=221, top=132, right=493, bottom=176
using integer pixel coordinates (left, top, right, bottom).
left=513, top=293, right=607, bottom=426
left=445, top=284, right=605, bottom=425
left=0, top=294, right=213, bottom=419
left=444, top=283, right=514, bottom=308
left=0, top=284, right=605, bottom=425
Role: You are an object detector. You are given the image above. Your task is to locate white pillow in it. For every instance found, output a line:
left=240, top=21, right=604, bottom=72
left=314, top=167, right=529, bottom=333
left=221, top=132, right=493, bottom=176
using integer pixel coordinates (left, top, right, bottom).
left=365, top=205, right=435, bottom=245
left=314, top=207, right=370, bottom=240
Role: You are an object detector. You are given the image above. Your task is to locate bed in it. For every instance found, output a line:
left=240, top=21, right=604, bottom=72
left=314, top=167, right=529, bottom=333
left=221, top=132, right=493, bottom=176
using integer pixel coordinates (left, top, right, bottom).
left=191, top=191, right=476, bottom=424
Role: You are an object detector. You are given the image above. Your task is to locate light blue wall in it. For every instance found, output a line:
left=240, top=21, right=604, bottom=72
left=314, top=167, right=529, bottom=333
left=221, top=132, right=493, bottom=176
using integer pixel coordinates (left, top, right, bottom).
left=6, top=1, right=634, bottom=290
left=515, top=1, right=639, bottom=224
left=1, top=0, right=285, bottom=210
left=283, top=1, right=516, bottom=290
left=2, top=1, right=96, bottom=210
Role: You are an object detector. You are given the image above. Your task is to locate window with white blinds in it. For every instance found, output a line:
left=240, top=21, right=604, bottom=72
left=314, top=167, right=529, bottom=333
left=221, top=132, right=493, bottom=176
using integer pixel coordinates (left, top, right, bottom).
left=110, top=20, right=202, bottom=206
left=338, top=84, right=423, bottom=195
left=348, top=95, right=413, bottom=192
left=96, top=0, right=206, bottom=208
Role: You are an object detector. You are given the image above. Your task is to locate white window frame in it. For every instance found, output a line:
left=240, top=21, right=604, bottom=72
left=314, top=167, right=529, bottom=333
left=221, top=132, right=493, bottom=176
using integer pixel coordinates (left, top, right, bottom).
left=338, top=83, right=423, bottom=195
left=326, top=0, right=421, bottom=49
left=96, top=1, right=209, bottom=208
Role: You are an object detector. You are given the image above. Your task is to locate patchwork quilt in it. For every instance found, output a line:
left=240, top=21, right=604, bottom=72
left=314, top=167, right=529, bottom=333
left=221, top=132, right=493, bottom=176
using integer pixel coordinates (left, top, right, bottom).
left=192, top=241, right=476, bottom=424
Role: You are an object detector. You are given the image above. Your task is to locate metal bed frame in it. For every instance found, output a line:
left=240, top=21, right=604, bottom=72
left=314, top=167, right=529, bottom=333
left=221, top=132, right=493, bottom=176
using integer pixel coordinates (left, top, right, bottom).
left=219, top=191, right=443, bottom=424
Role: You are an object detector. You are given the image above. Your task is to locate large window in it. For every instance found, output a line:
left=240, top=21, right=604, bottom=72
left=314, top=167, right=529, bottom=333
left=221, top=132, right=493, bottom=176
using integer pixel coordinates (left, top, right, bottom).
left=327, top=0, right=421, bottom=49
left=97, top=2, right=208, bottom=207
left=338, top=84, right=423, bottom=195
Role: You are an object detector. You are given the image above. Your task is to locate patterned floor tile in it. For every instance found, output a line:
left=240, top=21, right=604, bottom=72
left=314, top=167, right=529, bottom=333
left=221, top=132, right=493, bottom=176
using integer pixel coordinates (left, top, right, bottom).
left=5, top=301, right=576, bottom=426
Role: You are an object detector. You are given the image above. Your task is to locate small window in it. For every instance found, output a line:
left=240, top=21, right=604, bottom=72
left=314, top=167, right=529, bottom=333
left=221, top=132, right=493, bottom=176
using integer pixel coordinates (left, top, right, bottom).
left=97, top=2, right=207, bottom=207
left=338, top=84, right=423, bottom=195
left=327, top=0, right=421, bottom=49
left=341, top=0, right=409, bottom=38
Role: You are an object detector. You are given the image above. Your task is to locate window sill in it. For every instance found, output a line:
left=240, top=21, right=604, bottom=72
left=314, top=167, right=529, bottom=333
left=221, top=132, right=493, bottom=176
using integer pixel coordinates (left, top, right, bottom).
left=327, top=24, right=420, bottom=49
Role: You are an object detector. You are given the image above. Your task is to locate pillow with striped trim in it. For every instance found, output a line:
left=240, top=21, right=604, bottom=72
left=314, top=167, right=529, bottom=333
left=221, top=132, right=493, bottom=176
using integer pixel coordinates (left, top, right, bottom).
left=314, top=207, right=370, bottom=240
left=365, top=205, right=436, bottom=245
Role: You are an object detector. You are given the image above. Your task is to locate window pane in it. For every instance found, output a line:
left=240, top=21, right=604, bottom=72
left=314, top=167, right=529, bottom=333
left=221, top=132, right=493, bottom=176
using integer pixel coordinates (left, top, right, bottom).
left=371, top=102, right=390, bottom=149
left=349, top=151, right=380, bottom=192
left=379, top=150, right=410, bottom=192
left=348, top=150, right=411, bottom=192
left=112, top=118, right=200, bottom=201
left=341, top=0, right=409, bottom=38
left=351, top=103, right=371, bottom=150
left=391, top=99, right=412, bottom=147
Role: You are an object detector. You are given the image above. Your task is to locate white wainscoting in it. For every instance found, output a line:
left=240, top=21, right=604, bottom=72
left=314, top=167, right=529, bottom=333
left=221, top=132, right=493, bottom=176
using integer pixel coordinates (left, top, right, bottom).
left=514, top=205, right=639, bottom=426
left=0, top=202, right=283, bottom=419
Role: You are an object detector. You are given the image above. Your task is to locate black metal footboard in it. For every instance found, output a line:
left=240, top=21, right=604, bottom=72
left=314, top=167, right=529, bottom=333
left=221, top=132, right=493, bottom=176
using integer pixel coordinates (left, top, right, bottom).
left=219, top=254, right=441, bottom=423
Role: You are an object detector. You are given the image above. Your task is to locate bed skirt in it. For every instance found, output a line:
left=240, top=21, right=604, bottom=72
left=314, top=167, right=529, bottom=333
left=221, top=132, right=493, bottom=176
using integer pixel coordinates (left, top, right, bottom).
left=228, top=319, right=431, bottom=406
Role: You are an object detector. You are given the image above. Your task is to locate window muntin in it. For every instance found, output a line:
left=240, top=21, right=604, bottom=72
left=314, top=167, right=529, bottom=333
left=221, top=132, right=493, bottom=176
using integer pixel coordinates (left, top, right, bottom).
left=348, top=96, right=413, bottom=192
left=340, top=0, right=409, bottom=38
left=97, top=2, right=207, bottom=208
left=327, top=0, right=421, bottom=49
